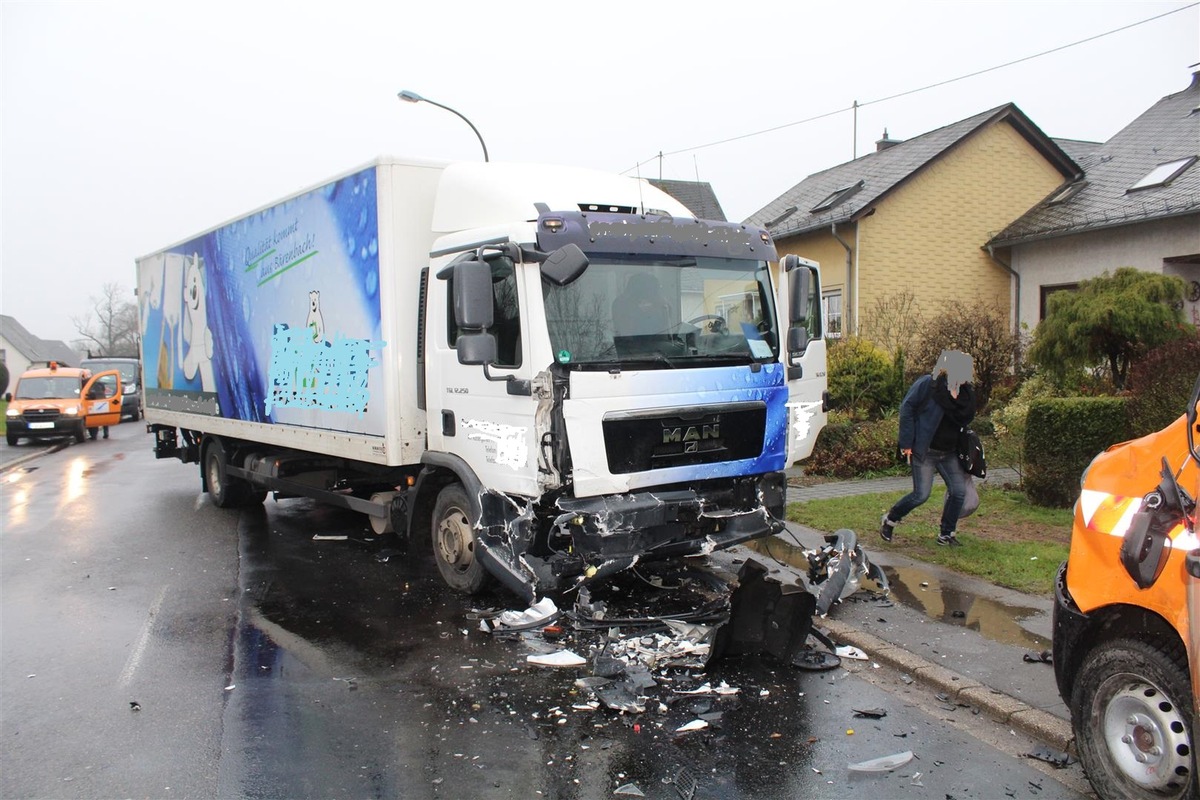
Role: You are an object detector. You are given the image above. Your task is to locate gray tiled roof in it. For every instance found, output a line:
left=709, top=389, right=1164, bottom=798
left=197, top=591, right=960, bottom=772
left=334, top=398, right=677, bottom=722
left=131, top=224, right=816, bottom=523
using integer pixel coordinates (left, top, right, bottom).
left=0, top=315, right=81, bottom=367
left=744, top=104, right=1080, bottom=238
left=991, top=73, right=1200, bottom=246
left=648, top=178, right=728, bottom=221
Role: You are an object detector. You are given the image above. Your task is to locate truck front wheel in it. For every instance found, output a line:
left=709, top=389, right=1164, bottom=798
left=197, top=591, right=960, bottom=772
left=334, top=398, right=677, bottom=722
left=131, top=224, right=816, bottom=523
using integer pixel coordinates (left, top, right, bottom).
left=431, top=484, right=491, bottom=594
left=1072, top=638, right=1194, bottom=800
left=203, top=439, right=265, bottom=508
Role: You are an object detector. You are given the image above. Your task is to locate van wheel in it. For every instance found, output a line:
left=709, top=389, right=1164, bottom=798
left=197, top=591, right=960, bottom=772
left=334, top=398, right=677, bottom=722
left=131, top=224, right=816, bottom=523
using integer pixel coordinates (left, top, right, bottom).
left=431, top=484, right=491, bottom=594
left=6, top=433, right=17, bottom=446
left=1073, top=638, right=1194, bottom=800
left=203, top=439, right=262, bottom=508
left=74, top=423, right=86, bottom=443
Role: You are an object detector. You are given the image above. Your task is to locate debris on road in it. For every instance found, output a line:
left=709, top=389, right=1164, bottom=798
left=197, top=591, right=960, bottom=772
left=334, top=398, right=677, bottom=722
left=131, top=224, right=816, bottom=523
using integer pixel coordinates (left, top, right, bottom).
left=527, top=650, right=587, bottom=668
left=614, top=784, right=645, bottom=797
left=852, top=707, right=887, bottom=719
left=805, top=529, right=890, bottom=615
left=847, top=750, right=914, bottom=772
left=1023, top=745, right=1077, bottom=768
left=1022, top=649, right=1052, bottom=664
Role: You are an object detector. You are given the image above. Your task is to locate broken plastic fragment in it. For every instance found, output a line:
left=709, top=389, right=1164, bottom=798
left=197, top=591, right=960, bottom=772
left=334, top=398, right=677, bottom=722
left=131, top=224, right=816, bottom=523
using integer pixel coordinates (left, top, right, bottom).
left=1022, top=649, right=1053, bottom=664
left=847, top=750, right=914, bottom=772
left=792, top=648, right=841, bottom=671
left=676, top=719, right=708, bottom=733
left=595, top=684, right=645, bottom=714
left=1024, top=745, right=1077, bottom=768
left=852, top=707, right=887, bottom=719
left=614, top=785, right=645, bottom=797
left=496, top=597, right=559, bottom=630
left=835, top=645, right=867, bottom=660
left=311, top=534, right=348, bottom=541
left=527, top=650, right=586, bottom=668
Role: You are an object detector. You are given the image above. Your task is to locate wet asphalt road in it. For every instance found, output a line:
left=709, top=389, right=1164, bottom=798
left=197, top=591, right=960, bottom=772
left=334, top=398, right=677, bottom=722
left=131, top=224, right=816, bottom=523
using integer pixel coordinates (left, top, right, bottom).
left=1, top=426, right=1092, bottom=799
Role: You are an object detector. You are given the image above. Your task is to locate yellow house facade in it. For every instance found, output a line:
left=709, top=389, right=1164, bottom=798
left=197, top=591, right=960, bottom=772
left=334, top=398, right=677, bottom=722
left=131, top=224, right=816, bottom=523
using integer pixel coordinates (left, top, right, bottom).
left=745, top=105, right=1080, bottom=341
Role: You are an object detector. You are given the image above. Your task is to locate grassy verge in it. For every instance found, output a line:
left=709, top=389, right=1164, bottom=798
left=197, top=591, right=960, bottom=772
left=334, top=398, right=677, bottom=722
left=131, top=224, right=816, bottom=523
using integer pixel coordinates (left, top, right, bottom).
left=787, top=484, right=1074, bottom=596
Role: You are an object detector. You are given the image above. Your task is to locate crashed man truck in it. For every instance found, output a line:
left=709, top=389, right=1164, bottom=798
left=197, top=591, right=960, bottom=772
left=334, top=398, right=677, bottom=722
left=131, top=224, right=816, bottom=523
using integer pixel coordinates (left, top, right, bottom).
left=137, top=158, right=827, bottom=600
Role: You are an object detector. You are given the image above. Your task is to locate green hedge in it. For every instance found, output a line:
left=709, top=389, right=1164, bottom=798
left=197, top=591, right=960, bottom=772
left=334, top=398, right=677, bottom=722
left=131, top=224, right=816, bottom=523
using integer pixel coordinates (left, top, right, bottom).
left=1024, top=397, right=1129, bottom=507
left=806, top=415, right=903, bottom=478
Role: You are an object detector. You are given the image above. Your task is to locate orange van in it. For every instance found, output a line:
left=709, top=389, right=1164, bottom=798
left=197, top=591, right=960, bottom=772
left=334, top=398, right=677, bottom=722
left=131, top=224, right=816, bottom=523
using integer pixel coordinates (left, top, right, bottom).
left=5, top=362, right=123, bottom=446
left=1053, top=371, right=1200, bottom=800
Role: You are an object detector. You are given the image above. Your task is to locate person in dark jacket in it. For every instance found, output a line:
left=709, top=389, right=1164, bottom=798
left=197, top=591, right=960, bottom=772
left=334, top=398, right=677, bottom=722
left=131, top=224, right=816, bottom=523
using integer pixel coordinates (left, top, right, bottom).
left=880, top=350, right=976, bottom=546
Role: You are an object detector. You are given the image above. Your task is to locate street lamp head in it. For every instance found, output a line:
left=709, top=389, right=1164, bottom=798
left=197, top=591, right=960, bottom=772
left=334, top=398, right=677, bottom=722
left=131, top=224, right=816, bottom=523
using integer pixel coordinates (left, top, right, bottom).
left=395, top=89, right=488, bottom=162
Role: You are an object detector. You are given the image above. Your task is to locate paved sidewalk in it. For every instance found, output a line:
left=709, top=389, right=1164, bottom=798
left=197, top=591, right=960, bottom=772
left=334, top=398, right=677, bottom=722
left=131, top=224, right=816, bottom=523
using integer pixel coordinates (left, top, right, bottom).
left=786, top=465, right=1020, bottom=502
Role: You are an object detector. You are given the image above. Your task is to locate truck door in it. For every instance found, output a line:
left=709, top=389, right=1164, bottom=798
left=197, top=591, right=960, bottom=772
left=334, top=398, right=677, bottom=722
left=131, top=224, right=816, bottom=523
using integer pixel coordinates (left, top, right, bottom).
left=427, top=252, right=540, bottom=499
left=781, top=256, right=828, bottom=463
left=82, top=370, right=123, bottom=430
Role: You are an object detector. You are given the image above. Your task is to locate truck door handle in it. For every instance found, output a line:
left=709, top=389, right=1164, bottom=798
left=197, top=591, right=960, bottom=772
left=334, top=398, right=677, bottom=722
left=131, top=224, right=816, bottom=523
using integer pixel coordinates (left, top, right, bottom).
left=442, top=410, right=455, bottom=437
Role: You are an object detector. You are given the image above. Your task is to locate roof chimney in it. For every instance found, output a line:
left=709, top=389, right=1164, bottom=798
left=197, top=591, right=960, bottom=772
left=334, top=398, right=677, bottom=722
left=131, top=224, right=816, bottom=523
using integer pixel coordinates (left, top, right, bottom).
left=876, top=128, right=903, bottom=152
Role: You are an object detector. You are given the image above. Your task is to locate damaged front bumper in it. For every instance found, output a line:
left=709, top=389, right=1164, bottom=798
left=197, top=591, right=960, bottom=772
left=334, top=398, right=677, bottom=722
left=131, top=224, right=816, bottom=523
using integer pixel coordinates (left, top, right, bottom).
left=474, top=472, right=789, bottom=601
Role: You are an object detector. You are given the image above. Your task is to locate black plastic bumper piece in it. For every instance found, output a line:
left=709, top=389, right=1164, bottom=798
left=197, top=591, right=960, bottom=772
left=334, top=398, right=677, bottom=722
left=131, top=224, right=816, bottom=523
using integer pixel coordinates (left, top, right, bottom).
left=1051, top=560, right=1088, bottom=706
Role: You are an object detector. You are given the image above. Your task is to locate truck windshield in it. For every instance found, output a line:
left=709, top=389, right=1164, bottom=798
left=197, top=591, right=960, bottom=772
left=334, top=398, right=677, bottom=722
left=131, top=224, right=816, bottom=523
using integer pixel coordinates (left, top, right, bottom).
left=15, top=377, right=82, bottom=399
left=542, top=256, right=779, bottom=368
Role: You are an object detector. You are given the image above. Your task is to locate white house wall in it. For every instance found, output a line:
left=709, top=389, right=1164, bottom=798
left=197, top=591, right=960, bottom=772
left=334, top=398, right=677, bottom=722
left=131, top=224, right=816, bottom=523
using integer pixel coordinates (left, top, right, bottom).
left=1012, top=215, right=1200, bottom=329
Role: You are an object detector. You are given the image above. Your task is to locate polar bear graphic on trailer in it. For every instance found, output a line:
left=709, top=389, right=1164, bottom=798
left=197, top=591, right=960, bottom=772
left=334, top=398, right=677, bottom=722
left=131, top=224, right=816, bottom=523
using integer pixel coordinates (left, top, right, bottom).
left=306, top=290, right=326, bottom=344
left=179, top=253, right=216, bottom=391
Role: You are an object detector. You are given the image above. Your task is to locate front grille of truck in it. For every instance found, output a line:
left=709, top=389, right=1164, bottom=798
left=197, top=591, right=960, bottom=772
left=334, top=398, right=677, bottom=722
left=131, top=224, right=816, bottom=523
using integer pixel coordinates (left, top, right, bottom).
left=21, top=408, right=62, bottom=423
left=602, top=402, right=766, bottom=474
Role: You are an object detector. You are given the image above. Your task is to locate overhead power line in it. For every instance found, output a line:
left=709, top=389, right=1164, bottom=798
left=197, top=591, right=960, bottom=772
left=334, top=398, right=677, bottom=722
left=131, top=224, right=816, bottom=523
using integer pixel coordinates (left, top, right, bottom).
left=624, top=2, right=1198, bottom=174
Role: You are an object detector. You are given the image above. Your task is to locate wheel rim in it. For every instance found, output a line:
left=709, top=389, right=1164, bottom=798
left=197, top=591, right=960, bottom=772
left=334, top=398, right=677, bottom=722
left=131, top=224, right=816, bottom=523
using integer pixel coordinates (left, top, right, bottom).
left=206, top=452, right=222, bottom=497
left=436, top=506, right=474, bottom=574
left=1097, top=672, right=1192, bottom=793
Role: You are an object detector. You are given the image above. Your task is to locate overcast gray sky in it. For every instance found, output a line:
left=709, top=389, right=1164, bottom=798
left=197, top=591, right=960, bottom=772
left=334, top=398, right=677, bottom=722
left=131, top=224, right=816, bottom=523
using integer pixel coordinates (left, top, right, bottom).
left=2, top=0, right=1197, bottom=345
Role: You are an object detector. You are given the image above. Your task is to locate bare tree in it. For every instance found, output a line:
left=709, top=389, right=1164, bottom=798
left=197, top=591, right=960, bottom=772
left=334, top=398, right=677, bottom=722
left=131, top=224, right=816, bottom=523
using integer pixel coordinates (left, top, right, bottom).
left=859, top=290, right=924, bottom=356
left=72, top=283, right=140, bottom=357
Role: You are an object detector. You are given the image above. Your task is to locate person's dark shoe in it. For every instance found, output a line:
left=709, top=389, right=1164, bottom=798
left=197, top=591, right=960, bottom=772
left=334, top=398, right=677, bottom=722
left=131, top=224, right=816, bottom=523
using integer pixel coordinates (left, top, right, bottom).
left=879, top=515, right=896, bottom=543
left=937, top=533, right=961, bottom=547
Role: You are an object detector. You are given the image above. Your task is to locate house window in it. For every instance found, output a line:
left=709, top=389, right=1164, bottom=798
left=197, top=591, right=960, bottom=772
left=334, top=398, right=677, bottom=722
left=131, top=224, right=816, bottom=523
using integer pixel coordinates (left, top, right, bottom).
left=1128, top=156, right=1197, bottom=192
left=1040, top=283, right=1078, bottom=320
left=810, top=181, right=864, bottom=214
left=822, top=291, right=843, bottom=338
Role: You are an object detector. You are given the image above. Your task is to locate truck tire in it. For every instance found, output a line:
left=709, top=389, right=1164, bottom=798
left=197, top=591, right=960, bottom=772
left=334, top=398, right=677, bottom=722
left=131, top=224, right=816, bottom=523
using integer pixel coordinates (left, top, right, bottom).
left=1072, top=637, right=1194, bottom=800
left=203, top=439, right=264, bottom=508
left=431, top=484, right=491, bottom=594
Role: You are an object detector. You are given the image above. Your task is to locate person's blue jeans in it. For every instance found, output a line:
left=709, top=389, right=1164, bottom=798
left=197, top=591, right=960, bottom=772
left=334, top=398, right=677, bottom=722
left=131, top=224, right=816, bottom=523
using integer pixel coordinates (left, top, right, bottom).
left=888, top=448, right=966, bottom=537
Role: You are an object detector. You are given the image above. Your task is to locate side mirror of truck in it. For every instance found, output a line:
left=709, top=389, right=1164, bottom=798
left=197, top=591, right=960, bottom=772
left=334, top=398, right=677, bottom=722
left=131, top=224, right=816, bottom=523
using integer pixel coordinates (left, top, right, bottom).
left=540, top=244, right=589, bottom=287
left=457, top=332, right=498, bottom=366
left=782, top=255, right=811, bottom=325
left=782, top=255, right=814, bottom=378
left=454, top=260, right=494, bottom=330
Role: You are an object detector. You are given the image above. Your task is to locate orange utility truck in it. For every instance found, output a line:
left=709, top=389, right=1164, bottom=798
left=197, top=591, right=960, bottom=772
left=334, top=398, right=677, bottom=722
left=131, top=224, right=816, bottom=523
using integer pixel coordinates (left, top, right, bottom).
left=1053, top=371, right=1200, bottom=800
left=5, top=362, right=123, bottom=446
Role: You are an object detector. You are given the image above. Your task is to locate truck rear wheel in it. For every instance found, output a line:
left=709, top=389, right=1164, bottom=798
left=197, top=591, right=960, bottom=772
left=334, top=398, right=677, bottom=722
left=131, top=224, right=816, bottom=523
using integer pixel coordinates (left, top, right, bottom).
left=1072, top=638, right=1194, bottom=800
left=431, top=484, right=491, bottom=594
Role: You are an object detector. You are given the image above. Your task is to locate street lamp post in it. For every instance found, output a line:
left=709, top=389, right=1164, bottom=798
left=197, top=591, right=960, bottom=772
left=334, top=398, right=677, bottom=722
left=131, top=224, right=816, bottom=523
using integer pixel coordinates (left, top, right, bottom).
left=397, top=90, right=489, bottom=162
